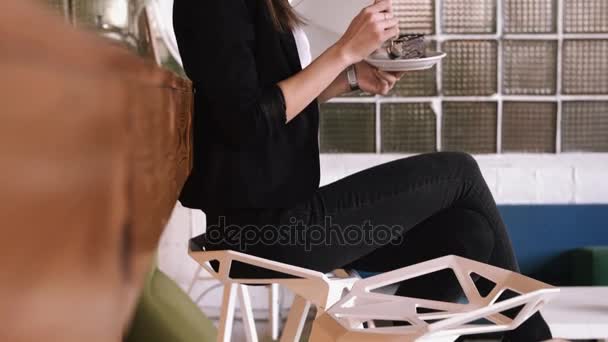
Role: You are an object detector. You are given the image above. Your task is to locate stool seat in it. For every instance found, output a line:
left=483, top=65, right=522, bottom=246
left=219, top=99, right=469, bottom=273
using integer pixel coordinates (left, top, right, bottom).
left=189, top=236, right=205, bottom=253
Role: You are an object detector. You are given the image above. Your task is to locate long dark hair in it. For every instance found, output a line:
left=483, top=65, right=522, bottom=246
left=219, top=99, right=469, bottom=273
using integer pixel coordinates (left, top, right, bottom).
left=265, top=0, right=303, bottom=31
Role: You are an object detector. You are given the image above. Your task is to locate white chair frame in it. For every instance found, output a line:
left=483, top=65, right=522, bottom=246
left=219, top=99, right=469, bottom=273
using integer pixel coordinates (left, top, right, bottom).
left=186, top=264, right=283, bottom=341
left=189, top=248, right=359, bottom=342
left=186, top=210, right=291, bottom=341
left=310, top=255, right=560, bottom=342
left=186, top=212, right=558, bottom=342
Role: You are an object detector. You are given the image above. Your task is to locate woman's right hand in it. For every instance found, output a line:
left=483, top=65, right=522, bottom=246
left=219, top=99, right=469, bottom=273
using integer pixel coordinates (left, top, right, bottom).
left=336, top=0, right=400, bottom=64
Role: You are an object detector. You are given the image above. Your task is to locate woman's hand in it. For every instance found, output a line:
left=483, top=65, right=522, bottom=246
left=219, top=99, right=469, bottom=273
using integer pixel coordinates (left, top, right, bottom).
left=278, top=0, right=400, bottom=120
left=356, top=62, right=404, bottom=96
left=336, top=0, right=400, bottom=65
left=318, top=62, right=405, bottom=102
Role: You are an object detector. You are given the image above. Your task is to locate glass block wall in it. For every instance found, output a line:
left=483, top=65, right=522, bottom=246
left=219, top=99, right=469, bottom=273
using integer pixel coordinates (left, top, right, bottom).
left=38, top=0, right=69, bottom=18
left=70, top=0, right=131, bottom=29
left=321, top=0, right=608, bottom=154
left=38, top=0, right=140, bottom=29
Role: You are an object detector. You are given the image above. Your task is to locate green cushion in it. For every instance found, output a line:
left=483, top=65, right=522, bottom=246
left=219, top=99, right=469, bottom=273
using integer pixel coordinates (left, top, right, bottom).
left=125, top=268, right=217, bottom=342
left=569, top=246, right=608, bottom=286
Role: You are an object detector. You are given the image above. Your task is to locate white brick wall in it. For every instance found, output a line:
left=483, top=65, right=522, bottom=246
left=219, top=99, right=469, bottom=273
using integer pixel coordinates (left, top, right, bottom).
left=319, top=153, right=608, bottom=204
left=159, top=153, right=608, bottom=317
left=537, top=168, right=575, bottom=203
left=496, top=167, right=538, bottom=203
left=575, top=167, right=608, bottom=203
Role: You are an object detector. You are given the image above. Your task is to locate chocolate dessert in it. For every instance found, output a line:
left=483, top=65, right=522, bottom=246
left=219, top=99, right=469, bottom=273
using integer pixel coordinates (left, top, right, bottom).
left=387, top=34, right=426, bottom=60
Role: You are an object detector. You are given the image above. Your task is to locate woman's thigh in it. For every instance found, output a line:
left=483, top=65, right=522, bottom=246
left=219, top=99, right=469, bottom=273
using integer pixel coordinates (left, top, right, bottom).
left=225, top=152, right=506, bottom=277
left=345, top=208, right=495, bottom=273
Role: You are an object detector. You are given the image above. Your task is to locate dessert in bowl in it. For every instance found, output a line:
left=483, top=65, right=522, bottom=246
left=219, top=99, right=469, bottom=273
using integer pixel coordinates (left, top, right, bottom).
left=373, top=34, right=426, bottom=60
left=367, top=34, right=446, bottom=72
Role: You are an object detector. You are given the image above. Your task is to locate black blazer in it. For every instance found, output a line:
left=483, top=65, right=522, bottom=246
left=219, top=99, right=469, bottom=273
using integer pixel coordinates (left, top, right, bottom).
left=173, top=0, right=320, bottom=210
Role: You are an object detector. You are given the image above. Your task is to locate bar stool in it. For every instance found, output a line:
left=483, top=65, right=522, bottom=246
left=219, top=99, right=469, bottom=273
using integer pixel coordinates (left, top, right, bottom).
left=309, top=255, right=559, bottom=342
left=188, top=236, right=359, bottom=342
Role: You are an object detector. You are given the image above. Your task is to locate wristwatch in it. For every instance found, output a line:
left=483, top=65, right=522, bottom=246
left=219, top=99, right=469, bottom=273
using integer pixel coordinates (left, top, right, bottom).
left=346, top=65, right=359, bottom=91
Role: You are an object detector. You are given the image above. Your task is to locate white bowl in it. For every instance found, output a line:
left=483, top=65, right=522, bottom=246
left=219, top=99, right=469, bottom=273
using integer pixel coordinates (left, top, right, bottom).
left=365, top=51, right=447, bottom=72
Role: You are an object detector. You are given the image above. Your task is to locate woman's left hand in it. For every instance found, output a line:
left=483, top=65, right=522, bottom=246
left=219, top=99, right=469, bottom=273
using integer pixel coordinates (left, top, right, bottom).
left=356, top=61, right=405, bottom=95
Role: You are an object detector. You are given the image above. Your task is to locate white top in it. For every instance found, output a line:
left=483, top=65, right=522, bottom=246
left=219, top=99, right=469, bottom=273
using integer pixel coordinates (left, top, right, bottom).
left=292, top=26, right=312, bottom=68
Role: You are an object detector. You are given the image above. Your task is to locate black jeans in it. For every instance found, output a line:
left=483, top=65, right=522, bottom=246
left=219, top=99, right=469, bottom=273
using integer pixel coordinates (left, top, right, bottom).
left=202, top=152, right=551, bottom=341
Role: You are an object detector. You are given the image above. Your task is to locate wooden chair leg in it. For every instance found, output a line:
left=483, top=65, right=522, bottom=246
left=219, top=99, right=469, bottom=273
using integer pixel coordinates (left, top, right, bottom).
left=238, top=285, right=259, bottom=342
left=218, top=283, right=237, bottom=342
left=280, top=295, right=311, bottom=342
left=269, top=284, right=280, bottom=340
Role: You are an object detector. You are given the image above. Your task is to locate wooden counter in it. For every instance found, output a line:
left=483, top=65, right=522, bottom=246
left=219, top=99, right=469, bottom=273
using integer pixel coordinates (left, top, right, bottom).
left=0, top=1, right=192, bottom=340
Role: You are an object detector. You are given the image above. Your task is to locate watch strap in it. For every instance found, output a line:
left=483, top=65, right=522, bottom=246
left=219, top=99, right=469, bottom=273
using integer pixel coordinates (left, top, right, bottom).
left=346, top=65, right=359, bottom=91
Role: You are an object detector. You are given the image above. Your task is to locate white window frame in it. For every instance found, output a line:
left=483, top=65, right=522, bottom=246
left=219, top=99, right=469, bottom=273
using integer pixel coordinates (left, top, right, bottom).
left=327, top=0, right=608, bottom=154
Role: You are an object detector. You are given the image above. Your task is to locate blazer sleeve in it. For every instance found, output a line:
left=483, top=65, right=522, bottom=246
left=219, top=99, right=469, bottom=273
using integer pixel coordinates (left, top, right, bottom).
left=173, top=0, right=288, bottom=148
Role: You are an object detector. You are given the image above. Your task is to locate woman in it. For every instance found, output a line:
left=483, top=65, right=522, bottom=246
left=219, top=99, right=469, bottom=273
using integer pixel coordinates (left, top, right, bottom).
left=173, top=0, right=552, bottom=340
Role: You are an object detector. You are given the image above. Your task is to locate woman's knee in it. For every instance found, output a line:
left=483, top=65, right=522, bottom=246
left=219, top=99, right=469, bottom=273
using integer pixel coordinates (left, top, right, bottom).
left=442, top=152, right=479, bottom=170
left=436, top=152, right=485, bottom=183
left=390, top=152, right=481, bottom=180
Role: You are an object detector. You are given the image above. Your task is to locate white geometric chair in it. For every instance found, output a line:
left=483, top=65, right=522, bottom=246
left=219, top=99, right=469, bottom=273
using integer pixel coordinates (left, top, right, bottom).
left=310, top=255, right=560, bottom=342
left=188, top=238, right=359, bottom=342
left=185, top=212, right=286, bottom=340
